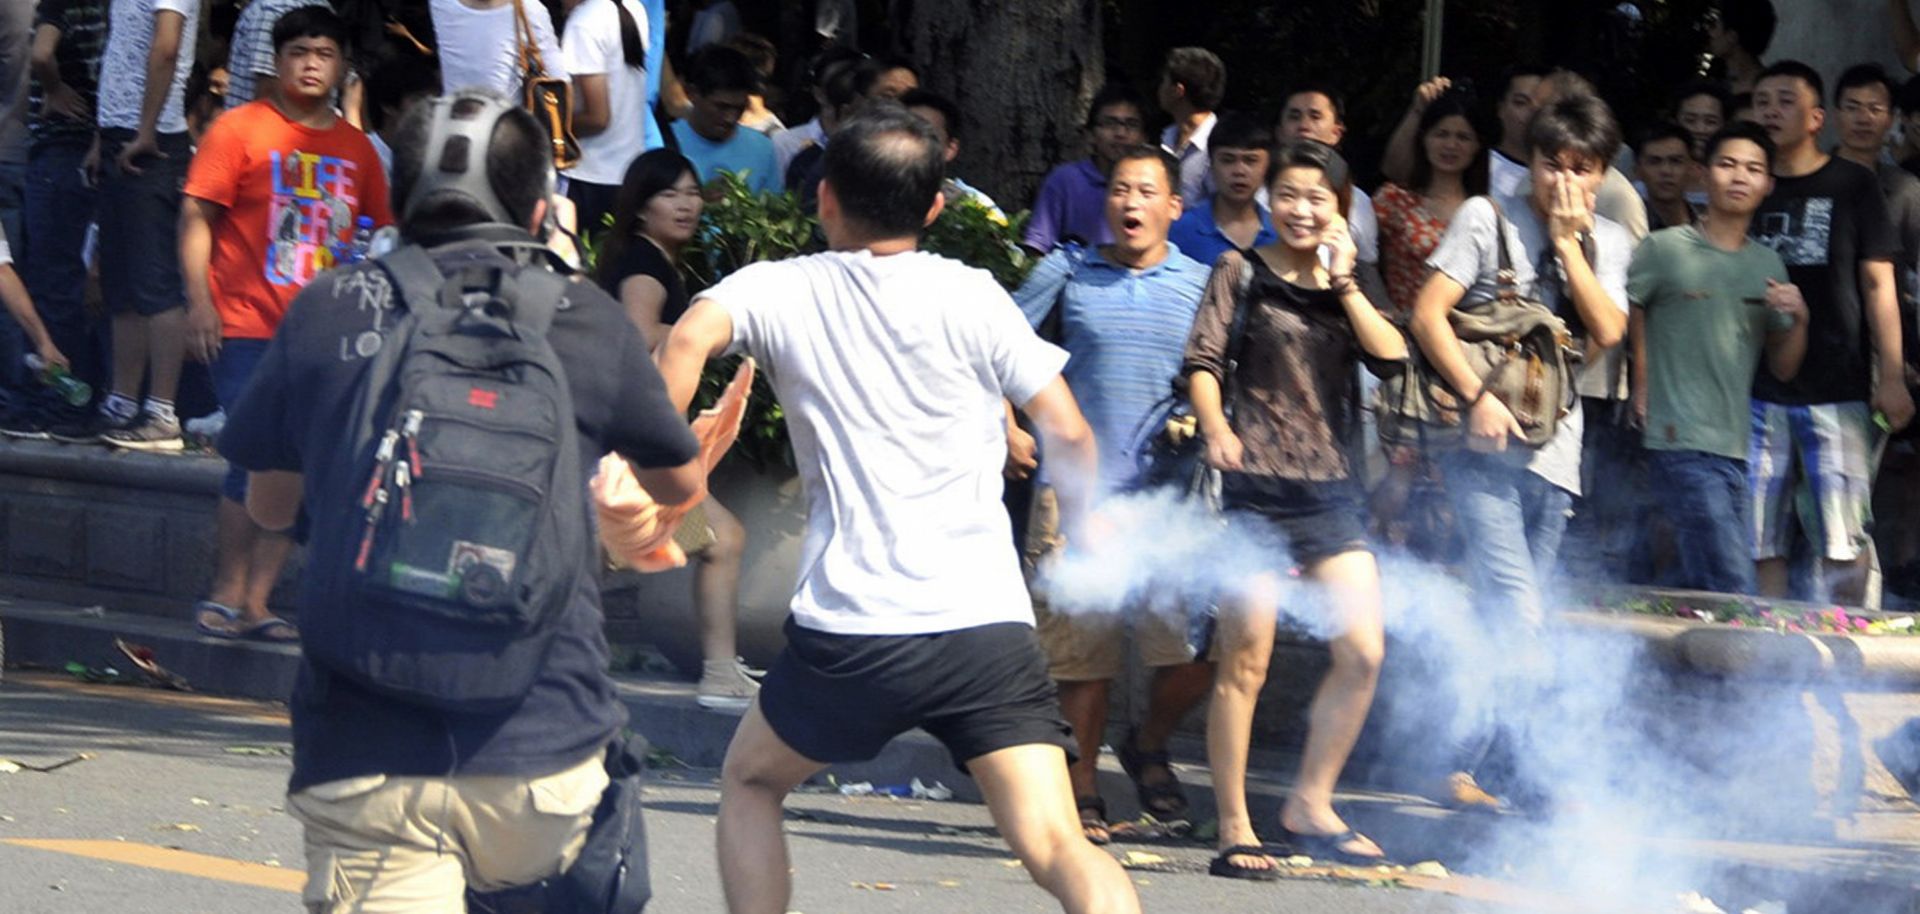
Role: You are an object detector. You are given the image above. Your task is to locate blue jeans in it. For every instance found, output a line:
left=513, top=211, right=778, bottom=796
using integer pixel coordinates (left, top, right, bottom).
left=1647, top=449, right=1756, bottom=594
left=21, top=140, right=99, bottom=395
left=1440, top=449, right=1573, bottom=783
left=211, top=339, right=272, bottom=502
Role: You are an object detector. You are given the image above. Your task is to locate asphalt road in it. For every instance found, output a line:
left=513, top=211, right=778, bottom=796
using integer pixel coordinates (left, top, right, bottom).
left=0, top=672, right=1520, bottom=913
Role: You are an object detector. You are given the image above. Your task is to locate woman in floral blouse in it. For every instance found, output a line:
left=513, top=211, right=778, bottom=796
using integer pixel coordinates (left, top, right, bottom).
left=1373, top=90, right=1488, bottom=316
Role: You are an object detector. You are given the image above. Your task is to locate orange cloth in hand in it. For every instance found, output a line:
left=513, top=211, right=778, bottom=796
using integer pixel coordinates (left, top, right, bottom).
left=592, top=358, right=755, bottom=572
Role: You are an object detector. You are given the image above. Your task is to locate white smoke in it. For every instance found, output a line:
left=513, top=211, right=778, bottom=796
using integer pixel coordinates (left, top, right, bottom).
left=1036, top=486, right=1888, bottom=913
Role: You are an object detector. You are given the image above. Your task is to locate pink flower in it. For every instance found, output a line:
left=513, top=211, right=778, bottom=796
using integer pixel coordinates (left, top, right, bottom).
left=1856, top=618, right=1874, bottom=631
left=1729, top=619, right=1745, bottom=627
left=1787, top=622, right=1805, bottom=633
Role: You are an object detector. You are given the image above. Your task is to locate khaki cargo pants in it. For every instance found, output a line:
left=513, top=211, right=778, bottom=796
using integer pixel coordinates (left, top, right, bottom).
left=287, top=751, right=607, bottom=913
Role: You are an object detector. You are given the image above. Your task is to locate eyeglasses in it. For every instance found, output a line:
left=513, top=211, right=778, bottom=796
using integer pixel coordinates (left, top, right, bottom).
left=1841, top=101, right=1891, bottom=118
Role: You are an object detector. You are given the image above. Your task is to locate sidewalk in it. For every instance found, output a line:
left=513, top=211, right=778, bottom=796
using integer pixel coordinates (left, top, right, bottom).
left=6, top=596, right=1920, bottom=912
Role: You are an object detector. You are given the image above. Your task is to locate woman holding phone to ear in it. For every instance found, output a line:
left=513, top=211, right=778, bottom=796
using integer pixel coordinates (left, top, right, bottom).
left=1184, top=140, right=1407, bottom=880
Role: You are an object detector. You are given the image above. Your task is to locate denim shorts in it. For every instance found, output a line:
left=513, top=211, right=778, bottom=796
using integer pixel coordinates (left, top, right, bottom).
left=97, top=129, right=190, bottom=317
left=1219, top=472, right=1371, bottom=567
left=212, top=338, right=272, bottom=502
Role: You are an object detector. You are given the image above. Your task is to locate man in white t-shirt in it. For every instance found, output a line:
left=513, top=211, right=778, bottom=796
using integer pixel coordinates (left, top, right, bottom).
left=561, top=0, right=648, bottom=235
left=77, top=0, right=199, bottom=450
left=658, top=106, right=1140, bottom=914
left=430, top=0, right=564, bottom=98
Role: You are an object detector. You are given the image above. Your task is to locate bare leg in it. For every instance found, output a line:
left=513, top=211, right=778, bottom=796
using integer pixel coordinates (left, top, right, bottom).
left=108, top=312, right=148, bottom=401
left=145, top=308, right=186, bottom=404
left=1278, top=549, right=1385, bottom=859
left=1756, top=557, right=1790, bottom=597
left=1136, top=661, right=1212, bottom=751
left=969, top=744, right=1142, bottom=914
left=208, top=498, right=256, bottom=610
left=716, top=702, right=826, bottom=914
left=696, top=498, right=746, bottom=664
left=1205, top=572, right=1282, bottom=873
left=240, top=526, right=296, bottom=625
left=1055, top=678, right=1110, bottom=839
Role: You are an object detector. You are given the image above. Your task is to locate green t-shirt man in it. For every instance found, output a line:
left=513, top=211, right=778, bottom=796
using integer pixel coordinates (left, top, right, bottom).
left=1629, top=224, right=1793, bottom=459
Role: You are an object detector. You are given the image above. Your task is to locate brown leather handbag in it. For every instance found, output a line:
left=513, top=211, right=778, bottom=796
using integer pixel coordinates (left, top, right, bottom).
left=513, top=0, right=582, bottom=170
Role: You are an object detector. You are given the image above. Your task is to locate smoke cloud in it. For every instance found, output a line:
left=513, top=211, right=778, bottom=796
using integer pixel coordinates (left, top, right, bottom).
left=1036, top=486, right=1891, bottom=913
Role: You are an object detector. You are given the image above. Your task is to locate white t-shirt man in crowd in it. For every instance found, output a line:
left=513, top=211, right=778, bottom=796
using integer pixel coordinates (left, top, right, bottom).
left=657, top=105, right=1141, bottom=914
left=430, top=0, right=564, bottom=98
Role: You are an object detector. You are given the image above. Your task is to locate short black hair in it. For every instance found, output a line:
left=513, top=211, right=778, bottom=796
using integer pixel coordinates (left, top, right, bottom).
left=1900, top=75, right=1920, bottom=116
left=819, top=58, right=865, bottom=113
left=1718, top=0, right=1777, bottom=59
left=1836, top=62, right=1899, bottom=107
left=805, top=46, right=865, bottom=88
left=272, top=4, right=350, bottom=55
left=1634, top=121, right=1694, bottom=157
left=369, top=51, right=439, bottom=125
left=682, top=45, right=761, bottom=95
left=1109, top=144, right=1182, bottom=193
left=1085, top=83, right=1146, bottom=129
left=1501, top=64, right=1552, bottom=97
left=899, top=88, right=963, bottom=141
left=854, top=55, right=919, bottom=96
left=1758, top=59, right=1825, bottom=106
left=1703, top=120, right=1776, bottom=170
left=389, top=92, right=551, bottom=235
left=1672, top=79, right=1732, bottom=117
left=1284, top=84, right=1346, bottom=124
left=1162, top=47, right=1226, bottom=111
left=1267, top=140, right=1351, bottom=213
left=1525, top=92, right=1622, bottom=165
left=822, top=103, right=946, bottom=238
left=723, top=33, right=777, bottom=77
left=1209, top=111, right=1273, bottom=154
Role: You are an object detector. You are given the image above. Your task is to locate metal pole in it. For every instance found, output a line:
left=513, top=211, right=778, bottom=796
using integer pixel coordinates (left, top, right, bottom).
left=1421, top=0, right=1445, bottom=80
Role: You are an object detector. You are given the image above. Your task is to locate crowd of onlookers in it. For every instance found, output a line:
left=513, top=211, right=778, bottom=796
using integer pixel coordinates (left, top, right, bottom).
left=8, top=0, right=1920, bottom=875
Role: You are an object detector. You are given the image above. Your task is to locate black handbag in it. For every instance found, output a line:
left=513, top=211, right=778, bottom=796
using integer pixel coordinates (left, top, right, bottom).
left=468, top=732, right=653, bottom=914
left=1130, top=252, right=1256, bottom=502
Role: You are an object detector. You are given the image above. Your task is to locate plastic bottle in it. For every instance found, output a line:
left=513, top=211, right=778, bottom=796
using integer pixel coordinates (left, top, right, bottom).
left=24, top=354, right=90, bottom=407
left=349, top=215, right=376, bottom=263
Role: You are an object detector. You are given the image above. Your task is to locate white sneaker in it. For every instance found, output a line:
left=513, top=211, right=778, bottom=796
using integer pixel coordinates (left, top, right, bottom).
left=697, top=658, right=761, bottom=712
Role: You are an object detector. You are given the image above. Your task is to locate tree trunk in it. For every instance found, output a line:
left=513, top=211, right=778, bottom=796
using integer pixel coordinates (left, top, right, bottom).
left=895, top=0, right=1103, bottom=213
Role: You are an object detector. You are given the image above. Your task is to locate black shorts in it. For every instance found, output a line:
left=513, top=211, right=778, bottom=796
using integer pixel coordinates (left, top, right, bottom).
left=758, top=618, right=1078, bottom=771
left=1221, top=472, right=1370, bottom=566
left=97, top=128, right=189, bottom=317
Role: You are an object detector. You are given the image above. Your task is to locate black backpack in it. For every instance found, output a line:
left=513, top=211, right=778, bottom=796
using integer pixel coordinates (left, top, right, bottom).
left=303, top=240, right=588, bottom=713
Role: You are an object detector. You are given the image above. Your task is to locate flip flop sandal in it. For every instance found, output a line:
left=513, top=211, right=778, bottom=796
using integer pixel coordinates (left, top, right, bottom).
left=1281, top=828, right=1389, bottom=867
left=238, top=617, right=300, bottom=643
left=193, top=601, right=242, bottom=638
left=1117, top=728, right=1189, bottom=819
left=1076, top=795, right=1111, bottom=846
left=1208, top=844, right=1281, bottom=881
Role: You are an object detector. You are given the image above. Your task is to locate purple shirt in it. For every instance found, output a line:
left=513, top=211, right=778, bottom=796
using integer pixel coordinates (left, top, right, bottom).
left=1022, top=159, right=1111, bottom=254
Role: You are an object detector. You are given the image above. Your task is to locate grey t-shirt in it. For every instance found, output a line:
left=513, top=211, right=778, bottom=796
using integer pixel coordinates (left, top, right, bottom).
left=1425, top=192, right=1633, bottom=495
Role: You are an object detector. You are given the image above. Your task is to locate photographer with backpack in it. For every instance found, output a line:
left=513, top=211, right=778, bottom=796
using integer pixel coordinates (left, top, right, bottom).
left=217, top=89, right=705, bottom=913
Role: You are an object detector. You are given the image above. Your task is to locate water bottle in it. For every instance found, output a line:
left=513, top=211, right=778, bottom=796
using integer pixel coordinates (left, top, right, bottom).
left=24, top=354, right=90, bottom=407
left=349, top=215, right=376, bottom=263
left=368, top=225, right=400, bottom=260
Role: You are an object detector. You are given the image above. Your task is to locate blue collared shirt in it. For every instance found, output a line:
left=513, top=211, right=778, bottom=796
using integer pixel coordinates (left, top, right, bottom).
left=1167, top=198, right=1277, bottom=269
left=1013, top=242, right=1210, bottom=490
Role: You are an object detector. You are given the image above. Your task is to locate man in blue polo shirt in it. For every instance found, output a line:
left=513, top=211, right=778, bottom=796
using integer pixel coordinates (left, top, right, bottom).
left=1022, top=84, right=1148, bottom=255
left=1169, top=113, right=1277, bottom=266
left=670, top=45, right=777, bottom=194
left=1013, top=144, right=1213, bottom=843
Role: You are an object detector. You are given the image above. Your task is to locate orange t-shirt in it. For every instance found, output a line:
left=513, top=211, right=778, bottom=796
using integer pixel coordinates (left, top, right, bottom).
left=184, top=100, right=393, bottom=340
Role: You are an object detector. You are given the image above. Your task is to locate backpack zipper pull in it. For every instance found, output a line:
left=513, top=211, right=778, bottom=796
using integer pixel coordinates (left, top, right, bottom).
left=402, top=410, right=425, bottom=478
left=362, top=429, right=401, bottom=508
left=354, top=487, right=389, bottom=573
left=396, top=460, right=414, bottom=522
